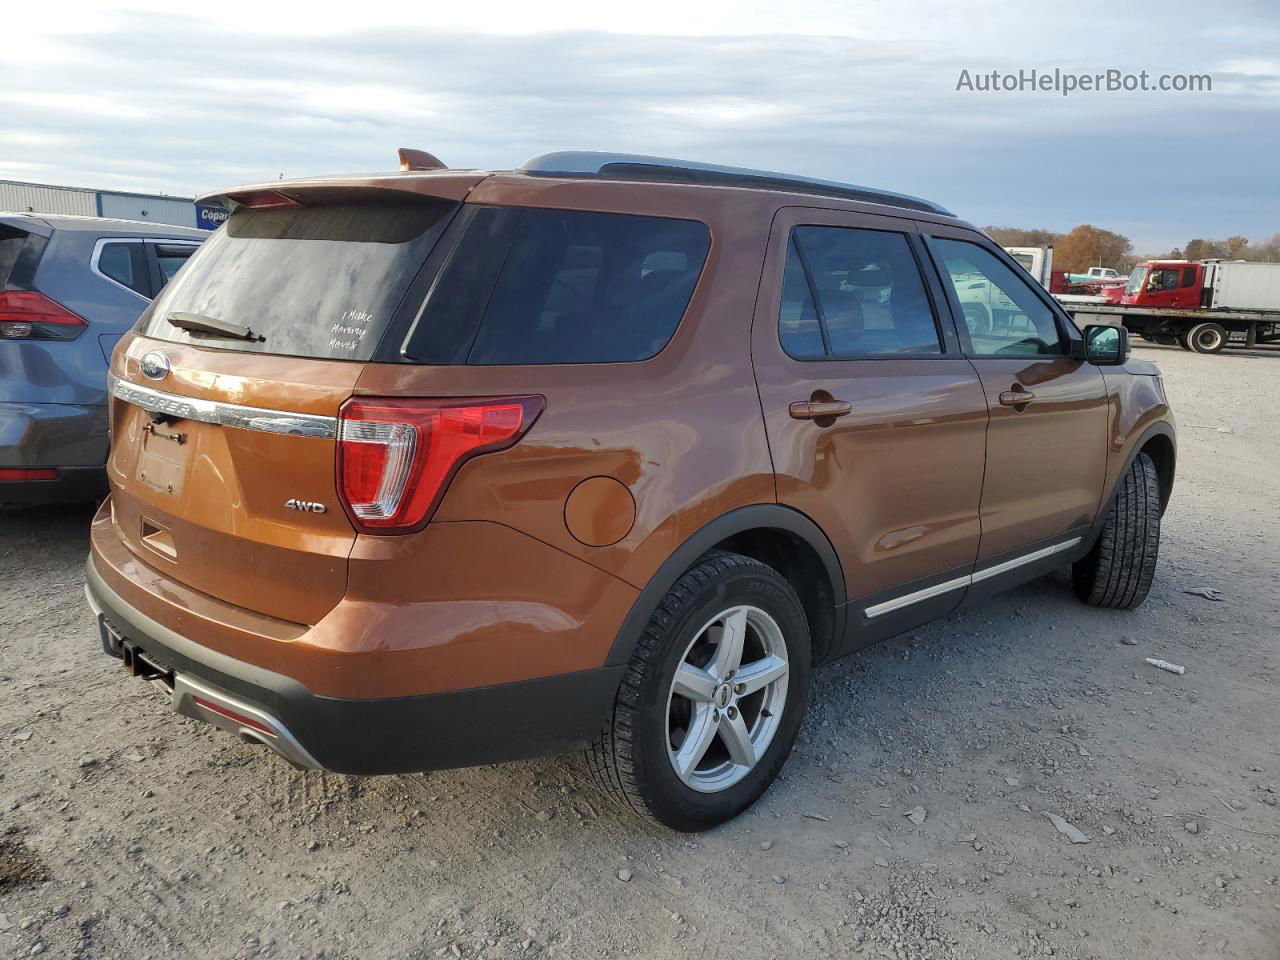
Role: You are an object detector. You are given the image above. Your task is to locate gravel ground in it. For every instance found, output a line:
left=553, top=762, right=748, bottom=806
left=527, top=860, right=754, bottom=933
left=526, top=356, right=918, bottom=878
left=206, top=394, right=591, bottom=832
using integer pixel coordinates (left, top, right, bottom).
left=2, top=344, right=1278, bottom=960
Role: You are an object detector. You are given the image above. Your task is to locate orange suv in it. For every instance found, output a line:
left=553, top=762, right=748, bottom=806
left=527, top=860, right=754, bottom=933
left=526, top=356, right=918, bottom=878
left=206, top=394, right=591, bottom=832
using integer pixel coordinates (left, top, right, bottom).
left=85, top=151, right=1175, bottom=830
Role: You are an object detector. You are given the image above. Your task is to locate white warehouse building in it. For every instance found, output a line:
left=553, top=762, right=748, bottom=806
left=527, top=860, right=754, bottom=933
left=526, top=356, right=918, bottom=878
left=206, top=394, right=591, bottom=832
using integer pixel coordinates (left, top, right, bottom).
left=0, top=179, right=226, bottom=231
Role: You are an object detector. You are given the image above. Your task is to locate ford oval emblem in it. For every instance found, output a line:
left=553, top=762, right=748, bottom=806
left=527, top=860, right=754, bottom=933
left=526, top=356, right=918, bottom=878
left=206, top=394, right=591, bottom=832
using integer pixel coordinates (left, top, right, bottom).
left=140, top=351, right=170, bottom=381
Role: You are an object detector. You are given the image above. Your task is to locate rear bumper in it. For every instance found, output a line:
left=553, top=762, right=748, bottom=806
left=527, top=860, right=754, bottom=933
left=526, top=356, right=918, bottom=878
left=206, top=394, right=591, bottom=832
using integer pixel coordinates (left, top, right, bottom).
left=86, top=556, right=625, bottom=774
left=0, top=402, right=108, bottom=504
left=0, top=401, right=109, bottom=466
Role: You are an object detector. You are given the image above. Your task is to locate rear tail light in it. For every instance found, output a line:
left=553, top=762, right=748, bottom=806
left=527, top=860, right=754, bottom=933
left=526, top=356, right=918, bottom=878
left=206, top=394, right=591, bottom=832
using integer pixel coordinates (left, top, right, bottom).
left=0, top=468, right=58, bottom=482
left=337, top=396, right=543, bottom=533
left=0, top=291, right=87, bottom=341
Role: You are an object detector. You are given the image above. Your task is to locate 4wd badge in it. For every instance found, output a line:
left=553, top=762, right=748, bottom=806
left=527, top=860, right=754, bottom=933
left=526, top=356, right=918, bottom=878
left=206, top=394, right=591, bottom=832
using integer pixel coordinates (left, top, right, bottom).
left=285, top=498, right=327, bottom=514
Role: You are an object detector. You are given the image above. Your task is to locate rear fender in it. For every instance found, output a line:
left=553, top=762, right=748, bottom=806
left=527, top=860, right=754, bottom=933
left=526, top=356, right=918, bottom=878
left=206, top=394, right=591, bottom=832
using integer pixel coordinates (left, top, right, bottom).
left=604, top=504, right=846, bottom=667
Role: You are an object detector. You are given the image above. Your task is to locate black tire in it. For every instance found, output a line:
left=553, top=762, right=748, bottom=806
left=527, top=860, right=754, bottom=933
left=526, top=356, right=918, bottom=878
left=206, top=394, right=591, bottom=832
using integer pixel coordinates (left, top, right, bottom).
left=586, top=552, right=812, bottom=831
left=1176, top=334, right=1192, bottom=351
left=1152, top=333, right=1179, bottom=346
left=1187, top=322, right=1229, bottom=354
left=1072, top=452, right=1161, bottom=610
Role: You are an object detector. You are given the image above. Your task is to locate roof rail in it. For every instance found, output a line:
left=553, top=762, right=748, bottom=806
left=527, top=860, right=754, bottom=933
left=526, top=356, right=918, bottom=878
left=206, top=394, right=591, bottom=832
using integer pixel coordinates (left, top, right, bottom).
left=518, top=151, right=953, bottom=216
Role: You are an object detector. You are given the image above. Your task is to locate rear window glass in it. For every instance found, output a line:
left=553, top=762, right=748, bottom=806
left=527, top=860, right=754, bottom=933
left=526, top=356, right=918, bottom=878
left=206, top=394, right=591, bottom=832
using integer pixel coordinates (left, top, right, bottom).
left=138, top=196, right=457, bottom=360
left=0, top=226, right=32, bottom=288
left=405, top=207, right=710, bottom=365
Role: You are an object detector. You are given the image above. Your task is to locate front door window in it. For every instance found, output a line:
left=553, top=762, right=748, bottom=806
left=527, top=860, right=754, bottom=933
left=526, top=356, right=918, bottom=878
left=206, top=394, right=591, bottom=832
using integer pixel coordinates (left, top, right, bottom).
left=931, top=238, right=1065, bottom=356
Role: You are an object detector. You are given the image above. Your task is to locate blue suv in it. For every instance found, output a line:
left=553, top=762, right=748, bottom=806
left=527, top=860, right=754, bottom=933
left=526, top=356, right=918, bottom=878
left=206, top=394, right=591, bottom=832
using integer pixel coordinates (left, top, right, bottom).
left=0, top=213, right=203, bottom=504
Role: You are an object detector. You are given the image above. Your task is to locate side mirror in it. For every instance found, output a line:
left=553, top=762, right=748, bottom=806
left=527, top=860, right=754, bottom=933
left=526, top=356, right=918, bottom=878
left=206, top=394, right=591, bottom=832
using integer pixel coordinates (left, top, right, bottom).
left=1083, top=323, right=1129, bottom=365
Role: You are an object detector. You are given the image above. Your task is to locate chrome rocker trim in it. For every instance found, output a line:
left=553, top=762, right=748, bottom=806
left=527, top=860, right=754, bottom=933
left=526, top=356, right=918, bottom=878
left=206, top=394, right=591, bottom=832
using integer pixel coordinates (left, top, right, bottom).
left=864, top=537, right=1083, bottom=619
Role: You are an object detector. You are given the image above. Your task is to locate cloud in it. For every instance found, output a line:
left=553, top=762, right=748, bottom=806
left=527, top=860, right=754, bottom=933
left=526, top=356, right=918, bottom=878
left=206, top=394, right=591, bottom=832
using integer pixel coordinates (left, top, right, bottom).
left=2, top=1, right=1278, bottom=252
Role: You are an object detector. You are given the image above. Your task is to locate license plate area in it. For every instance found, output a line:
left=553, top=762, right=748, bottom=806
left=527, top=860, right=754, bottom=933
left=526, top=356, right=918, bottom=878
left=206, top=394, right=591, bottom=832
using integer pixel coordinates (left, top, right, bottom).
left=137, top=420, right=190, bottom=496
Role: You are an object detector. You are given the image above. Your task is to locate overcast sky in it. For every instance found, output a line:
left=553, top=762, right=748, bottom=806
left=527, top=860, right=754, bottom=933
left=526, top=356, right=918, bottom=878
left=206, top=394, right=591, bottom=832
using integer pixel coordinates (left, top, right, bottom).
left=4, top=0, right=1278, bottom=252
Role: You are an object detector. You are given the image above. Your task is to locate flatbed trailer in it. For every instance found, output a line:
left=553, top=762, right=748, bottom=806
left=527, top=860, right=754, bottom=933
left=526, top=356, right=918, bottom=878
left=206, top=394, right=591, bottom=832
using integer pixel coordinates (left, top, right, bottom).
left=1062, top=302, right=1280, bottom=354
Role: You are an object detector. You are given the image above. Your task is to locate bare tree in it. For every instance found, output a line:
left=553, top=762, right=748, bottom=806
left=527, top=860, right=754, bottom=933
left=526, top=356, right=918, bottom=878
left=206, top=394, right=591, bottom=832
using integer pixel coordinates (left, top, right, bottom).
left=1053, top=225, right=1133, bottom=274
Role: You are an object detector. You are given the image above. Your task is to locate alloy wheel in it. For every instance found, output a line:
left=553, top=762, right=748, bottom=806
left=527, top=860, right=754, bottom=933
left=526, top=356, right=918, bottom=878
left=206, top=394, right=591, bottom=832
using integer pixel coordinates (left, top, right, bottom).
left=665, top=604, right=790, bottom=793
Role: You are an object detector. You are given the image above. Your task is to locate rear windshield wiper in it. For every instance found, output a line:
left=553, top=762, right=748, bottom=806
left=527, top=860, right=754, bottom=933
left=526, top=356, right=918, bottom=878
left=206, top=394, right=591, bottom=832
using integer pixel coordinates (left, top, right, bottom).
left=168, top=312, right=264, bottom=343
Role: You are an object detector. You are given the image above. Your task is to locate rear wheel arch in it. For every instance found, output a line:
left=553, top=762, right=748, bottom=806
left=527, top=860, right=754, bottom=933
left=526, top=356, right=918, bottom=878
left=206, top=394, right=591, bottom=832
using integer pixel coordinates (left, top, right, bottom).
left=606, top=505, right=846, bottom=669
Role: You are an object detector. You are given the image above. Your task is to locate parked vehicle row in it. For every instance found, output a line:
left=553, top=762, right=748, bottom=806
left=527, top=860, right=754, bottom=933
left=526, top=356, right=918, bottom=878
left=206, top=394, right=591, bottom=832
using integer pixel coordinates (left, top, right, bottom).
left=80, top=151, right=1176, bottom=830
left=0, top=214, right=203, bottom=503
left=1067, top=258, right=1280, bottom=354
left=1000, top=244, right=1280, bottom=354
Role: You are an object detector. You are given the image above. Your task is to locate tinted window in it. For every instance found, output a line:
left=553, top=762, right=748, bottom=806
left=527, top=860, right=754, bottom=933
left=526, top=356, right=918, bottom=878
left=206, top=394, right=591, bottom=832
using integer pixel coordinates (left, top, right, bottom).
left=932, top=238, right=1065, bottom=356
left=152, top=242, right=197, bottom=290
left=779, top=226, right=941, bottom=358
left=778, top=237, right=825, bottom=358
left=1181, top=266, right=1198, bottom=288
left=98, top=242, right=147, bottom=296
left=0, top=228, right=27, bottom=287
left=139, top=196, right=457, bottom=359
left=450, top=208, right=709, bottom=365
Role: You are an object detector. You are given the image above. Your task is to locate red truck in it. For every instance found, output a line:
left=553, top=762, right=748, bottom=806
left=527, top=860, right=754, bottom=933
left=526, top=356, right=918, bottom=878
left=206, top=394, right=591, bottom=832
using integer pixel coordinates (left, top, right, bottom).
left=1066, top=259, right=1280, bottom=353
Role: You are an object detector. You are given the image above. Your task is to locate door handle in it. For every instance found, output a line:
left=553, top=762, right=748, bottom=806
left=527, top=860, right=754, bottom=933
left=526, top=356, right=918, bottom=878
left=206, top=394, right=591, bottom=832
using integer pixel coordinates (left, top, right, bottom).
left=999, top=389, right=1036, bottom=407
left=789, top=400, right=853, bottom=420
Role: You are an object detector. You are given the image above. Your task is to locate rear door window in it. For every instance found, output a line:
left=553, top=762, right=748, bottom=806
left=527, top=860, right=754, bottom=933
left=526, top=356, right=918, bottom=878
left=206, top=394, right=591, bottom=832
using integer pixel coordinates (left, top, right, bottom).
left=148, top=242, right=199, bottom=291
left=138, top=195, right=458, bottom=359
left=405, top=208, right=710, bottom=365
left=779, top=226, right=942, bottom=358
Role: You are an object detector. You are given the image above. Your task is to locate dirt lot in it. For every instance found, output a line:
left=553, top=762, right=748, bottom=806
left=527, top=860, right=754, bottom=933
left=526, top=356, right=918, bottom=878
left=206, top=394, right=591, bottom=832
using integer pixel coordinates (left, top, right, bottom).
left=2, top=344, right=1278, bottom=960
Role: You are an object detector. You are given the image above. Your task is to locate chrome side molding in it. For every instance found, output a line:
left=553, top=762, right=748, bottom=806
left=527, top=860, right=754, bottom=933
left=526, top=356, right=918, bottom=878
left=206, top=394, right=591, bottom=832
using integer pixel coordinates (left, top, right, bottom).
left=111, top=375, right=337, bottom=439
left=970, top=538, right=1084, bottom=584
left=864, top=537, right=1083, bottom=619
left=862, top=574, right=971, bottom=619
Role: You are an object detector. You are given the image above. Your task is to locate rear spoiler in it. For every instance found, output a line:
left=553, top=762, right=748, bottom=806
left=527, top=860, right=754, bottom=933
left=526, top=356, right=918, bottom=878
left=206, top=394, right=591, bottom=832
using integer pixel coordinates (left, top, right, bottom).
left=0, top=213, right=54, bottom=238
left=199, top=172, right=489, bottom=212
left=200, top=149, right=484, bottom=212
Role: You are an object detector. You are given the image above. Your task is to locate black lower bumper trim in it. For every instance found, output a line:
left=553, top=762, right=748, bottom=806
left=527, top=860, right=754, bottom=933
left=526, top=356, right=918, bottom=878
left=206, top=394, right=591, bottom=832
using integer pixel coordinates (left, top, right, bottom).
left=85, top=557, right=624, bottom=775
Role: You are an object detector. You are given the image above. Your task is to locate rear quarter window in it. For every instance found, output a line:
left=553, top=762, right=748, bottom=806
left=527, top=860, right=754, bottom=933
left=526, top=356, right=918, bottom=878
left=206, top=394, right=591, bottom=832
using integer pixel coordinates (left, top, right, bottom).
left=405, top=207, right=710, bottom=365
left=96, top=241, right=149, bottom=296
